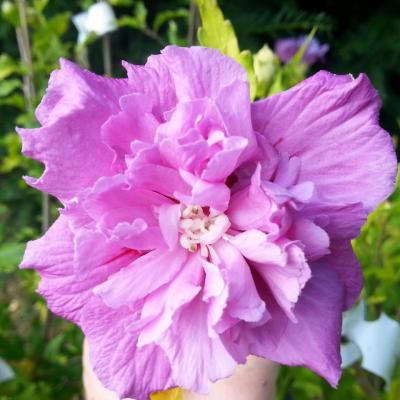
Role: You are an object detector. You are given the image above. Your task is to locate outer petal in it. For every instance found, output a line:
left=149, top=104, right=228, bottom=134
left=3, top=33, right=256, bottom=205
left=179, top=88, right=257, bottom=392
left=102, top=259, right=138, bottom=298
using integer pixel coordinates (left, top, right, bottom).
left=20, top=216, right=137, bottom=324
left=82, top=297, right=175, bottom=400
left=18, top=59, right=134, bottom=201
left=252, top=71, right=397, bottom=212
left=323, top=240, right=363, bottom=309
left=254, top=263, right=344, bottom=387
left=299, top=202, right=366, bottom=240
left=36, top=59, right=130, bottom=126
left=153, top=46, right=248, bottom=102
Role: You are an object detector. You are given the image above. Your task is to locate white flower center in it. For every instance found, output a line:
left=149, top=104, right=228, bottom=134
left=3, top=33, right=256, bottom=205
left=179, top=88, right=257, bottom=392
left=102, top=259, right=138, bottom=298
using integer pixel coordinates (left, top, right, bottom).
left=179, top=205, right=230, bottom=257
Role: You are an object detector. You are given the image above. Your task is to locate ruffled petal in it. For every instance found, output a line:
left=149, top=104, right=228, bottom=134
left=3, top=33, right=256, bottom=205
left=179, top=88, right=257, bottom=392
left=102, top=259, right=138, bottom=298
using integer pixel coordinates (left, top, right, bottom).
left=135, top=253, right=203, bottom=346
left=229, top=229, right=284, bottom=264
left=212, top=240, right=266, bottom=324
left=101, top=93, right=159, bottom=171
left=252, top=71, right=397, bottom=212
left=156, top=97, right=252, bottom=182
left=73, top=228, right=125, bottom=280
left=236, top=231, right=311, bottom=321
left=126, top=143, right=190, bottom=198
left=228, top=166, right=291, bottom=235
left=201, top=136, right=249, bottom=182
left=158, top=203, right=181, bottom=249
left=82, top=175, right=170, bottom=245
left=175, top=170, right=230, bottom=212
left=202, top=259, right=229, bottom=337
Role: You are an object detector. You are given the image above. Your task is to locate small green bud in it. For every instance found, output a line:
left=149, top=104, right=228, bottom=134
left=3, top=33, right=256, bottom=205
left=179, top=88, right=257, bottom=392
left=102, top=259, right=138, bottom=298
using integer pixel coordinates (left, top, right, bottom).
left=254, top=45, right=279, bottom=99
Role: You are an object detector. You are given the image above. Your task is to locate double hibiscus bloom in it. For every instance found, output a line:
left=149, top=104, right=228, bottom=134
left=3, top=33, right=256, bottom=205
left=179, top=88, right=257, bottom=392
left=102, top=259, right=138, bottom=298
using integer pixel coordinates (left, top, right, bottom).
left=19, top=46, right=396, bottom=400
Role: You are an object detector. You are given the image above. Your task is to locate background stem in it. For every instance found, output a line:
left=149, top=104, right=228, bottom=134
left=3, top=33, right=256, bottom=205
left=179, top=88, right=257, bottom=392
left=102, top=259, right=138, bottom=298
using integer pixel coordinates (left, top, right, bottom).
left=16, top=0, right=51, bottom=234
left=102, top=34, right=112, bottom=75
left=187, top=0, right=200, bottom=46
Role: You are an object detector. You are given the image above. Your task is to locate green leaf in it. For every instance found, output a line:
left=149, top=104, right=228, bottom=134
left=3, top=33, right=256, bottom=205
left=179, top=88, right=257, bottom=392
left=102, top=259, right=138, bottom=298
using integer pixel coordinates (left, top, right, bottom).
left=237, top=50, right=257, bottom=100
left=134, top=1, right=148, bottom=29
left=268, top=27, right=317, bottom=95
left=109, top=0, right=134, bottom=6
left=0, top=243, right=25, bottom=273
left=33, top=0, right=49, bottom=13
left=0, top=54, right=20, bottom=80
left=0, top=93, right=24, bottom=110
left=196, top=0, right=240, bottom=57
left=196, top=0, right=257, bottom=99
left=289, top=26, right=318, bottom=66
left=167, top=20, right=184, bottom=46
left=119, top=2, right=148, bottom=30
left=118, top=15, right=141, bottom=29
left=268, top=69, right=285, bottom=95
left=153, top=9, right=188, bottom=32
left=43, top=12, right=71, bottom=37
left=0, top=79, right=21, bottom=98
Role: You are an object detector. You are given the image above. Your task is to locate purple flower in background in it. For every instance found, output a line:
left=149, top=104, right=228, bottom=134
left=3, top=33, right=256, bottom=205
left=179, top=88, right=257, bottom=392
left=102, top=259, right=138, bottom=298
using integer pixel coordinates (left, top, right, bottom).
left=275, top=35, right=330, bottom=65
left=18, top=46, right=396, bottom=400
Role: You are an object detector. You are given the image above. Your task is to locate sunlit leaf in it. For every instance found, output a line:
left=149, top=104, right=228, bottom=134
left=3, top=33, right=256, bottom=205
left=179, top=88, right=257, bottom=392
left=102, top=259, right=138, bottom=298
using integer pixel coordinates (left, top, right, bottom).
left=196, top=0, right=257, bottom=99
left=253, top=44, right=279, bottom=98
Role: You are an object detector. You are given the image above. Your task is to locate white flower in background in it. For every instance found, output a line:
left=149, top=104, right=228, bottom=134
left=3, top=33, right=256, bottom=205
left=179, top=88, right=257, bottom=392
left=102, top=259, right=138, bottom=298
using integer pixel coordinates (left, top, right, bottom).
left=72, top=2, right=117, bottom=44
left=0, top=358, right=14, bottom=384
left=341, top=300, right=400, bottom=388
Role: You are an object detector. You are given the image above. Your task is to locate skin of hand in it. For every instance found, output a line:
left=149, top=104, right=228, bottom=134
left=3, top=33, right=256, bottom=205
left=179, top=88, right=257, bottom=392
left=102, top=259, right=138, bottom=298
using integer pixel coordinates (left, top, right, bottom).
left=83, top=339, right=279, bottom=400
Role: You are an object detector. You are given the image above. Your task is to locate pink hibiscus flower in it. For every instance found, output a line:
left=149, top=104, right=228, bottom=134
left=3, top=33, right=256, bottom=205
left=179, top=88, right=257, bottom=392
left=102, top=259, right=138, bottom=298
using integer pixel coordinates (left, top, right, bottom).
left=18, top=46, right=397, bottom=400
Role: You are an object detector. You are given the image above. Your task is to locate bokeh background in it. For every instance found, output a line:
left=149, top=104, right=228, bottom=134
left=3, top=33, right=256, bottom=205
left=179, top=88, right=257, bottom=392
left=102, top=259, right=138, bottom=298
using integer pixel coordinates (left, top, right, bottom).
left=0, top=0, right=399, bottom=399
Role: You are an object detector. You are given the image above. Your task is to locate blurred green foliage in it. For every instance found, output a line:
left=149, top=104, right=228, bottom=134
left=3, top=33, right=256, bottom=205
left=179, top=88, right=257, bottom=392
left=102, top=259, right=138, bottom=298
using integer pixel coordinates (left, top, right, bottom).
left=0, top=0, right=398, bottom=399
